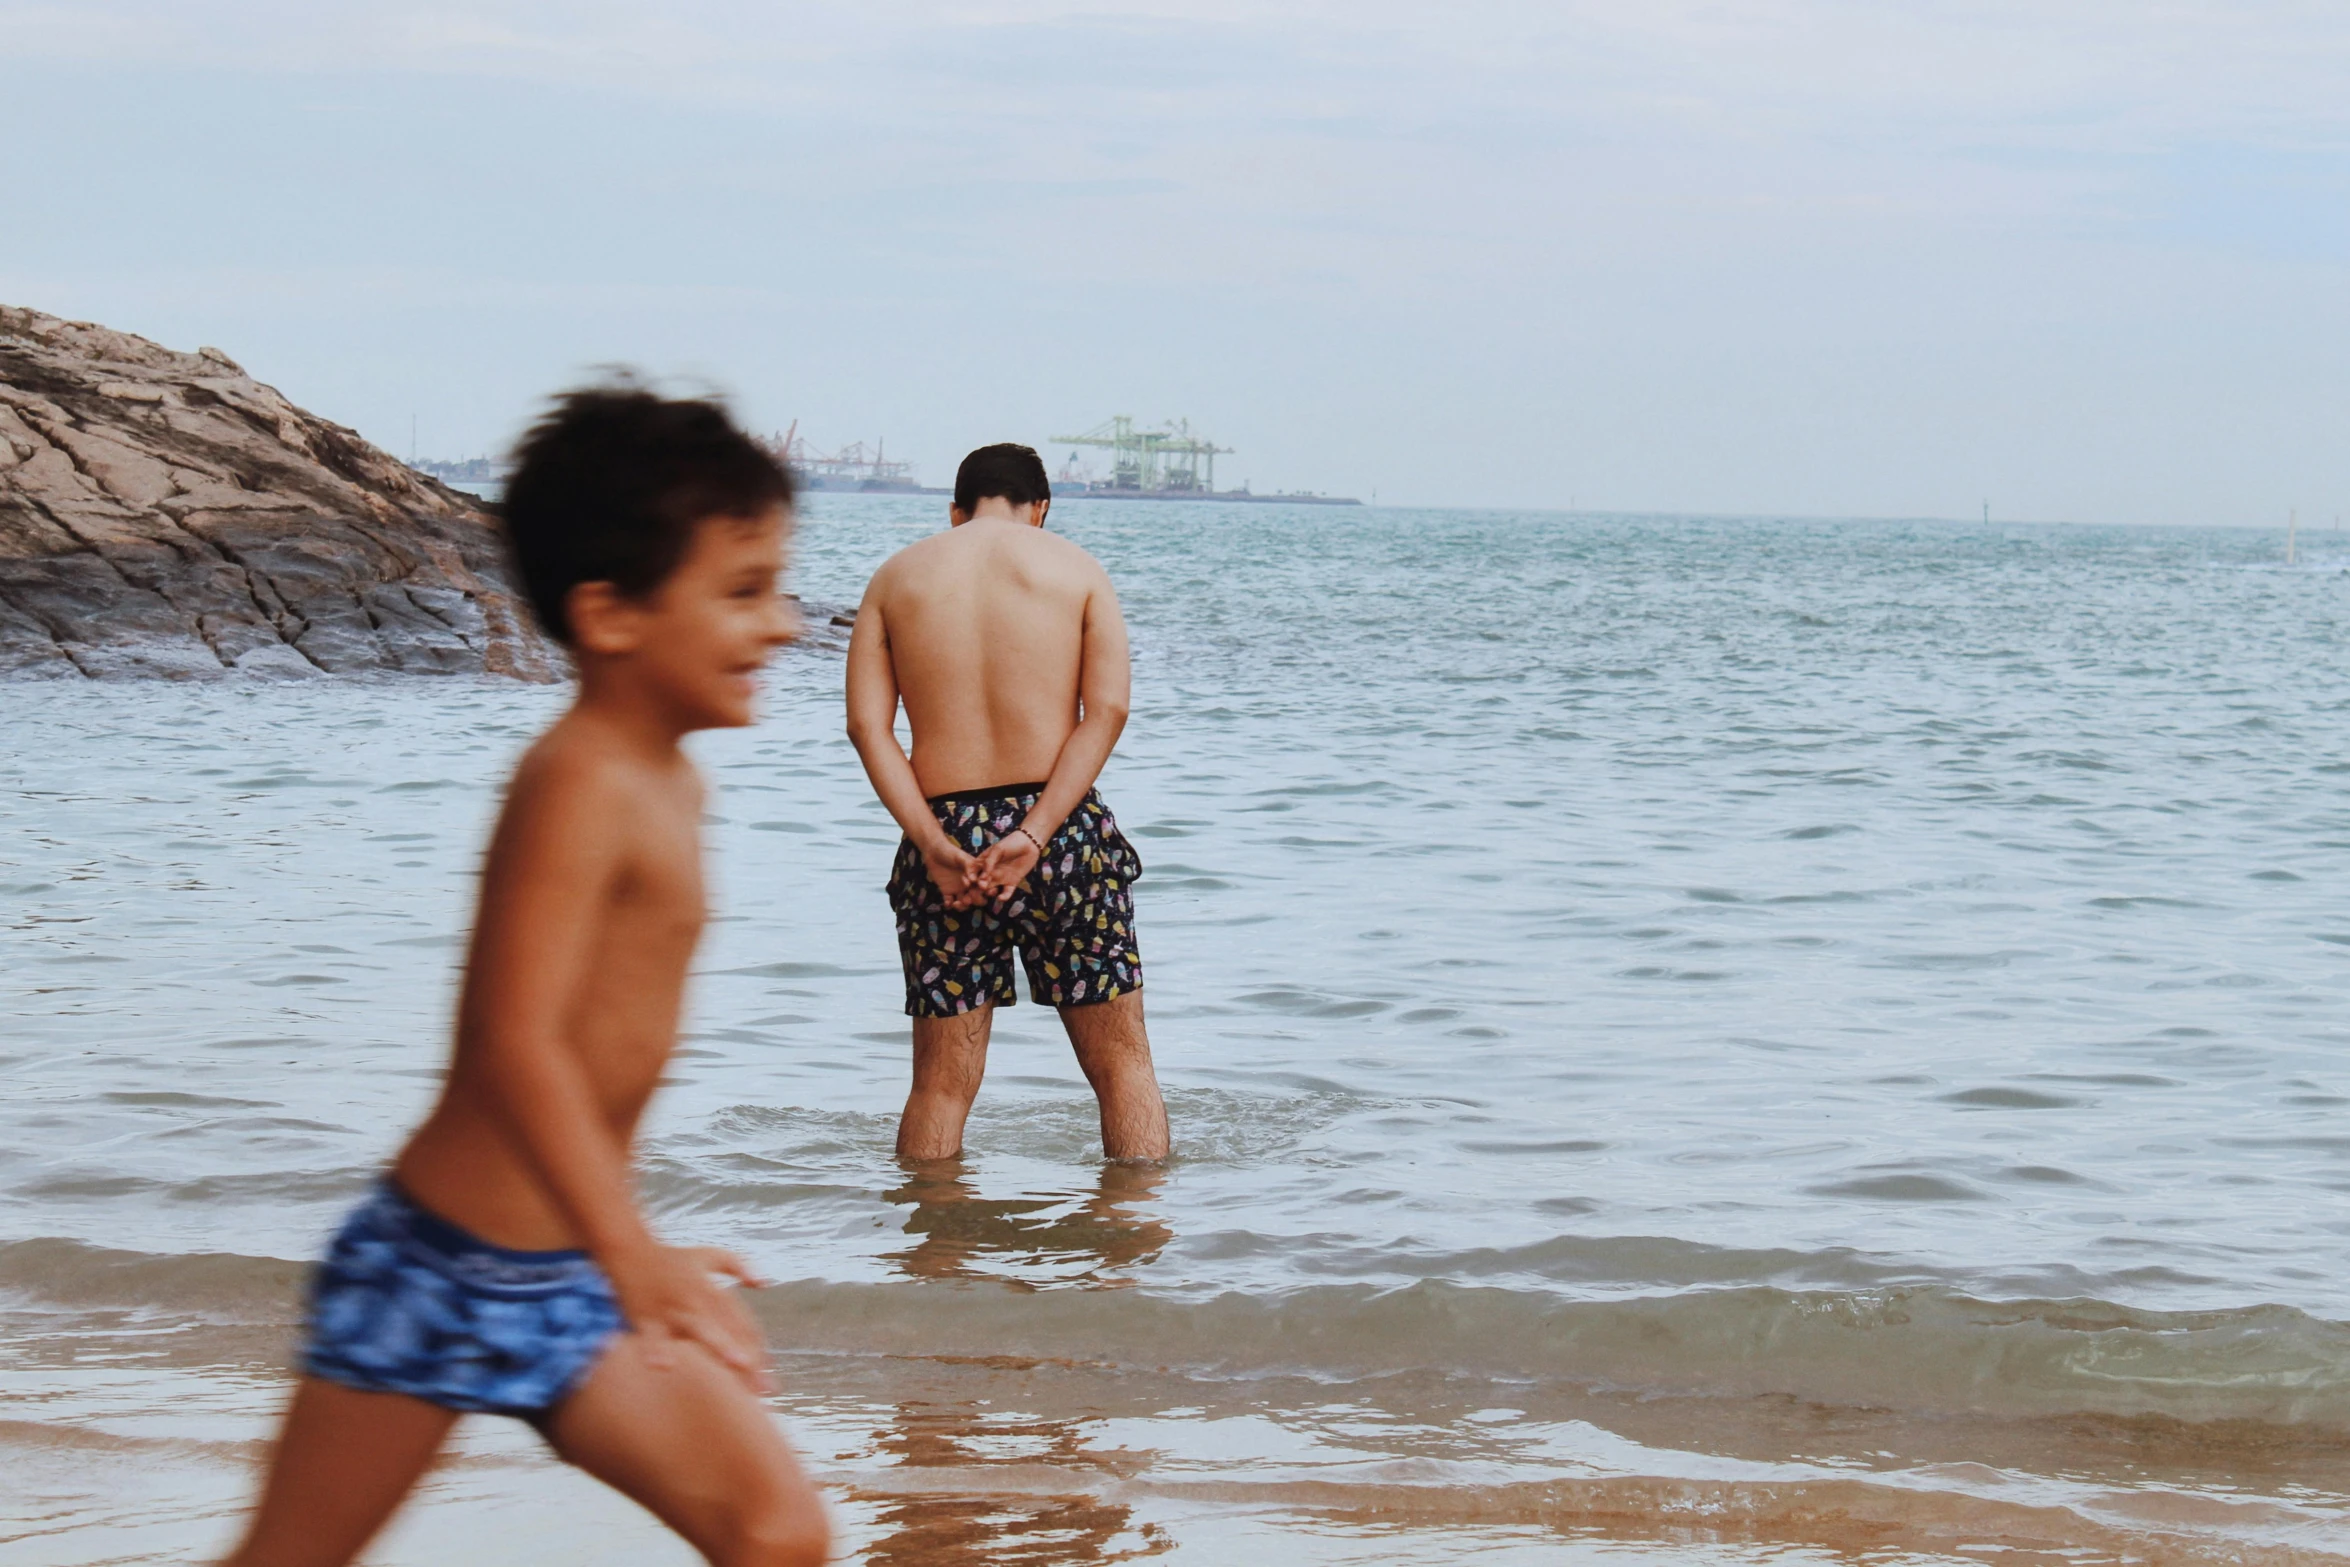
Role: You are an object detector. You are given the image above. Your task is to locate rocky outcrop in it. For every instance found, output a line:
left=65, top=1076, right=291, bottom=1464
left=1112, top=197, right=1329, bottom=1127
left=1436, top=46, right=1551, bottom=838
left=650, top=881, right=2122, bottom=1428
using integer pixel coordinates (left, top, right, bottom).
left=0, top=306, right=560, bottom=679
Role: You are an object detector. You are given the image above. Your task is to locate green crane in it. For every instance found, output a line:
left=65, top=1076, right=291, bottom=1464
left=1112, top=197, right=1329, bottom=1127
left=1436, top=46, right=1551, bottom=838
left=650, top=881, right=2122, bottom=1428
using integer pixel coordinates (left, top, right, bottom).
left=1049, top=416, right=1233, bottom=494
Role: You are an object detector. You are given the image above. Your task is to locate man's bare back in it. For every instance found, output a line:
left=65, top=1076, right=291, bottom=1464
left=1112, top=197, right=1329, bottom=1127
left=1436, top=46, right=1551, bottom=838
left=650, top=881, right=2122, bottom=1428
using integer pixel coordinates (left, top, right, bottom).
left=856, top=512, right=1121, bottom=797
left=847, top=452, right=1169, bottom=1164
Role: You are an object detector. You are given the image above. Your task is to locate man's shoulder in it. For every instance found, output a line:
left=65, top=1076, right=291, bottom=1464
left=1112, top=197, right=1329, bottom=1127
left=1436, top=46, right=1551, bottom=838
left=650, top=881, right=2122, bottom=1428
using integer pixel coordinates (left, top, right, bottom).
left=1030, top=525, right=1103, bottom=561
left=870, top=524, right=1108, bottom=593
left=1024, top=526, right=1113, bottom=585
left=866, top=529, right=962, bottom=595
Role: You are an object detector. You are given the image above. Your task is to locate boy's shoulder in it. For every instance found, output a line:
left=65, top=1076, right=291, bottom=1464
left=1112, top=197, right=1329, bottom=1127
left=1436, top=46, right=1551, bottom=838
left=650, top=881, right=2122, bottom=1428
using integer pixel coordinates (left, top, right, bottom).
left=506, top=714, right=702, bottom=829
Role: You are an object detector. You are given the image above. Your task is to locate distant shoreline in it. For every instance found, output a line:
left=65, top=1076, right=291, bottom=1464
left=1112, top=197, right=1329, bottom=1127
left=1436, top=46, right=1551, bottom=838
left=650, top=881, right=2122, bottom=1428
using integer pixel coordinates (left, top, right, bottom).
left=1055, top=487, right=1362, bottom=506
left=444, top=478, right=1368, bottom=507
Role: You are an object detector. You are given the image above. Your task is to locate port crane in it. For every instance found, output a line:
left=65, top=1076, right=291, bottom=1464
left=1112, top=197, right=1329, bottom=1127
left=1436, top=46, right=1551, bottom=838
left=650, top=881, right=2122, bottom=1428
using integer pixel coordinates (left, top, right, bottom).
left=1049, top=416, right=1232, bottom=495
left=764, top=422, right=920, bottom=489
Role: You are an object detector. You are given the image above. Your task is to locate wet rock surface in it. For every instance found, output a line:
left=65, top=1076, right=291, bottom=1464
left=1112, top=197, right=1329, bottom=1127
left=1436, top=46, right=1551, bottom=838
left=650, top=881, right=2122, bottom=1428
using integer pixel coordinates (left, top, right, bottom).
left=0, top=306, right=560, bottom=680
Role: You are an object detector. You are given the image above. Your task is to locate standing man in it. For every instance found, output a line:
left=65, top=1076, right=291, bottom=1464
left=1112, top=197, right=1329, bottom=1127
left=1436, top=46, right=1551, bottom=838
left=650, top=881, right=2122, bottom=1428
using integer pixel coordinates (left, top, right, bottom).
left=846, top=443, right=1171, bottom=1162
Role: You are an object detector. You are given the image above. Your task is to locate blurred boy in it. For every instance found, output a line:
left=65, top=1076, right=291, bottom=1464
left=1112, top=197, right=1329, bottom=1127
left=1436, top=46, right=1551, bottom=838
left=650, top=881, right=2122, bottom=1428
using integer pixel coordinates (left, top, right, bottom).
left=223, top=388, right=829, bottom=1567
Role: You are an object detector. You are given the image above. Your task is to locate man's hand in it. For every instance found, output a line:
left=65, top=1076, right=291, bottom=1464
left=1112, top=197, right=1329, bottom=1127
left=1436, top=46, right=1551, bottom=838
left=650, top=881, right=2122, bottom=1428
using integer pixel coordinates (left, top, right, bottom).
left=971, top=831, right=1043, bottom=908
left=610, top=1244, right=772, bottom=1395
left=921, top=835, right=985, bottom=909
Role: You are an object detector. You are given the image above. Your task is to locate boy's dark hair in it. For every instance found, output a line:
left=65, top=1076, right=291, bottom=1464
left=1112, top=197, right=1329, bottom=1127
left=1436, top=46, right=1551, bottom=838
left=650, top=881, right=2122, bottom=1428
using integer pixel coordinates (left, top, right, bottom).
left=501, top=382, right=794, bottom=644
left=953, top=442, right=1052, bottom=516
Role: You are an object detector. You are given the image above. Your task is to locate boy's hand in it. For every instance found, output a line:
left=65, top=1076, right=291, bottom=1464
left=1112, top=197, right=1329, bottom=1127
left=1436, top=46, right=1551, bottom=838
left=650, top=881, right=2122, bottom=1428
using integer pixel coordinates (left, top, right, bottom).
left=971, top=832, right=1042, bottom=909
left=614, top=1245, right=773, bottom=1395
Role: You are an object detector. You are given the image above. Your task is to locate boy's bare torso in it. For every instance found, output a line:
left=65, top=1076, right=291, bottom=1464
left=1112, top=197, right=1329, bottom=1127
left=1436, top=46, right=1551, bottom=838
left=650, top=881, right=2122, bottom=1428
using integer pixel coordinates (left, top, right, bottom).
left=393, top=716, right=706, bottom=1250
left=868, top=518, right=1105, bottom=793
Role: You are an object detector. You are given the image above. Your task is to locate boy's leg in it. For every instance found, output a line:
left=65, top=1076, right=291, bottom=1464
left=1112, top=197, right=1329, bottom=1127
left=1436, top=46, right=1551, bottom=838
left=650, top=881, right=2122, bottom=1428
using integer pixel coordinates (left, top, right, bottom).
left=897, top=1003, right=994, bottom=1160
left=548, top=1333, right=829, bottom=1567
left=1059, top=991, right=1170, bottom=1161
left=222, top=1378, right=459, bottom=1567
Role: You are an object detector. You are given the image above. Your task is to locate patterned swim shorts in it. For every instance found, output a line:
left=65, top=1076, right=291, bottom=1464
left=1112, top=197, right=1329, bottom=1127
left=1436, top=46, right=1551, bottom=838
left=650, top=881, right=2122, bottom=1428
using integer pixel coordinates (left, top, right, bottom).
left=300, top=1179, right=624, bottom=1426
left=887, top=782, right=1145, bottom=1018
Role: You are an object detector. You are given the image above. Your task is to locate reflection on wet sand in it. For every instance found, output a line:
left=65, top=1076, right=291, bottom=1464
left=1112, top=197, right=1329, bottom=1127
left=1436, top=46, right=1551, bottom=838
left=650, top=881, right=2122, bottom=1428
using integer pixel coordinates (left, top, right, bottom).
left=855, top=1398, right=1169, bottom=1566
left=856, top=1163, right=1175, bottom=1561
left=883, top=1160, right=1171, bottom=1288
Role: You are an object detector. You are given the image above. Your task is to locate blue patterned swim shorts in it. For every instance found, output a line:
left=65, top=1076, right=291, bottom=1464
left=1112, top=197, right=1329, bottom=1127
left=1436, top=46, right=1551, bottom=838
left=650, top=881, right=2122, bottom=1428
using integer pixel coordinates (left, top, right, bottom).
left=886, top=783, right=1145, bottom=1018
left=300, top=1179, right=625, bottom=1425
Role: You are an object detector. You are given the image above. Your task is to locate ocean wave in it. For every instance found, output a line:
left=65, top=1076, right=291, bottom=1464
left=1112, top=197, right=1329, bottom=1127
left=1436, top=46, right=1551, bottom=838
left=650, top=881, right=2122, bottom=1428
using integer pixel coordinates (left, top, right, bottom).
left=0, top=1238, right=306, bottom=1322
left=755, top=1278, right=2350, bottom=1431
left=8, top=1237, right=2344, bottom=1432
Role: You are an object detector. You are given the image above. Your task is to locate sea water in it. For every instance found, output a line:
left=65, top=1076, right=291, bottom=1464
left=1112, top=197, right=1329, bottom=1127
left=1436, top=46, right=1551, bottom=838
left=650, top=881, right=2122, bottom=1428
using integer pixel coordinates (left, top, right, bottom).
left=5, top=499, right=2350, bottom=1564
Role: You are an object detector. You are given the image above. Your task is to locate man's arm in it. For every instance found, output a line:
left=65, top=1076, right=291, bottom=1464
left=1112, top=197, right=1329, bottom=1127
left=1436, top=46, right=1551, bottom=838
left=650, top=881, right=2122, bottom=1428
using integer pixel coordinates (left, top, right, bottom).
left=972, top=568, right=1132, bottom=901
left=844, top=586, right=981, bottom=905
left=460, top=755, right=766, bottom=1385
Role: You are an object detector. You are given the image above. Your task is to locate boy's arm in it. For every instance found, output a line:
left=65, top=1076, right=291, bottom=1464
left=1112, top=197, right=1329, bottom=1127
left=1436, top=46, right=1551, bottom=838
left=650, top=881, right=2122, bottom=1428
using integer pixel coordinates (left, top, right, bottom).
left=461, top=754, right=765, bottom=1385
left=973, top=568, right=1133, bottom=901
left=844, top=585, right=981, bottom=904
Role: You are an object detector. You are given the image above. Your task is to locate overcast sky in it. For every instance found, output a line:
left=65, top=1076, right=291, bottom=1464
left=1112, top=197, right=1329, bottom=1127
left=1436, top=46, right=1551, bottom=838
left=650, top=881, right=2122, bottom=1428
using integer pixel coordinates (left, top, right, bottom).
left=4, top=1, right=2345, bottom=520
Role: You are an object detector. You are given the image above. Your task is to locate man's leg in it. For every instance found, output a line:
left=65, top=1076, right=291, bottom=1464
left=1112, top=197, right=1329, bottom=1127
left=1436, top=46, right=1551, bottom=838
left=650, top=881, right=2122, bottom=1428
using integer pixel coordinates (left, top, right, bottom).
left=1059, top=991, right=1170, bottom=1161
left=548, top=1333, right=829, bottom=1567
left=221, top=1378, right=459, bottom=1567
left=898, top=1004, right=993, bottom=1160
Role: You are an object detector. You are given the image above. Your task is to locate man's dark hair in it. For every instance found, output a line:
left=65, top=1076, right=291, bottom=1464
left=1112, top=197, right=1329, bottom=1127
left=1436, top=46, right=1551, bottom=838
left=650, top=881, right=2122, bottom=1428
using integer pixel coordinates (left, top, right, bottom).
left=501, top=383, right=793, bottom=644
left=953, top=442, right=1052, bottom=516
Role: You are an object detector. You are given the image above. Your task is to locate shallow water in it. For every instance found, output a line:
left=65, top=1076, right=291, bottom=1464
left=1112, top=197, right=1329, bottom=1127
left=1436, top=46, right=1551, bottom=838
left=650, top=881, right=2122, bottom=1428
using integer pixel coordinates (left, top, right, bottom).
left=6, top=499, right=2350, bottom=1562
